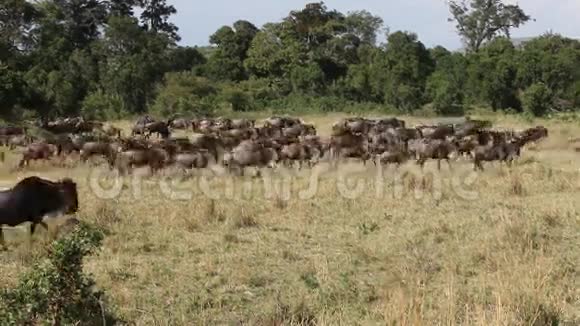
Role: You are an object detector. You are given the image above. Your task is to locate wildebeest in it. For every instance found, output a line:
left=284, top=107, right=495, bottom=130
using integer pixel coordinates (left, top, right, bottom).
left=115, top=147, right=167, bottom=174
left=1, top=134, right=33, bottom=150
left=375, top=143, right=410, bottom=168
left=332, top=117, right=372, bottom=136
left=264, top=116, right=303, bottom=129
left=80, top=142, right=118, bottom=165
left=422, top=124, right=455, bottom=140
left=329, top=131, right=370, bottom=164
left=135, top=115, right=155, bottom=126
left=223, top=141, right=278, bottom=176
left=373, top=117, right=406, bottom=129
left=38, top=117, right=97, bottom=135
left=0, top=126, right=26, bottom=136
left=472, top=140, right=524, bottom=171
left=283, top=123, right=317, bottom=138
left=278, top=142, right=319, bottom=169
left=144, top=121, right=171, bottom=139
left=192, top=118, right=216, bottom=134
left=190, top=134, right=224, bottom=162
left=0, top=176, right=78, bottom=247
left=517, top=126, right=548, bottom=146
left=170, top=118, right=191, bottom=130
left=132, top=115, right=156, bottom=137
left=19, top=143, right=58, bottom=168
left=415, top=139, right=456, bottom=170
left=172, top=151, right=211, bottom=171
left=455, top=135, right=479, bottom=158
left=231, top=119, right=256, bottom=130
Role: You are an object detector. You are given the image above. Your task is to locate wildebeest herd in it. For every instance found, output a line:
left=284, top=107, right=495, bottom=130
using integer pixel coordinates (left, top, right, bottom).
left=0, top=115, right=550, bottom=247
left=1, top=115, right=548, bottom=174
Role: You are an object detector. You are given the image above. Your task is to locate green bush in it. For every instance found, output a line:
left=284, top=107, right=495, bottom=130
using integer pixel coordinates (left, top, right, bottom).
left=81, top=91, right=126, bottom=121
left=150, top=72, right=218, bottom=117
left=0, top=222, right=119, bottom=325
left=430, top=85, right=465, bottom=116
left=523, top=82, right=554, bottom=117
left=222, top=87, right=255, bottom=112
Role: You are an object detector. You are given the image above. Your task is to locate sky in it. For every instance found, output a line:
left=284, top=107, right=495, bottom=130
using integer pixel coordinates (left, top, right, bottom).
left=167, top=0, right=580, bottom=50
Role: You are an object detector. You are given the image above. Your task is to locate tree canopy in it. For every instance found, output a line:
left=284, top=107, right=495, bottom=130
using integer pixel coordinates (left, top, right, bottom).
left=0, top=0, right=579, bottom=119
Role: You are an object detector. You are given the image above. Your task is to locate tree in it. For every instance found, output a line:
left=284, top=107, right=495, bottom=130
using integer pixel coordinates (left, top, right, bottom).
left=290, top=63, right=325, bottom=94
left=448, top=0, right=531, bottom=53
left=245, top=24, right=293, bottom=78
left=344, top=10, right=384, bottom=45
left=466, top=37, right=520, bottom=110
left=382, top=31, right=434, bottom=111
left=523, top=82, right=553, bottom=117
left=166, top=46, right=206, bottom=72
left=205, top=20, right=259, bottom=81
left=427, top=53, right=467, bottom=115
left=0, top=0, right=38, bottom=58
left=95, top=16, right=171, bottom=114
left=429, top=46, right=452, bottom=67
left=107, top=0, right=140, bottom=17
left=140, top=0, right=179, bottom=41
left=149, top=72, right=217, bottom=117
left=284, top=2, right=345, bottom=48
left=517, top=33, right=580, bottom=99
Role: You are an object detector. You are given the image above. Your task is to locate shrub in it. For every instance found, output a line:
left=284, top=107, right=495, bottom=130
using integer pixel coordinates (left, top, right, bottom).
left=523, top=82, right=554, bottom=117
left=81, top=90, right=126, bottom=120
left=149, top=72, right=218, bottom=117
left=431, top=85, right=465, bottom=116
left=221, top=87, right=255, bottom=112
left=0, top=222, right=118, bottom=325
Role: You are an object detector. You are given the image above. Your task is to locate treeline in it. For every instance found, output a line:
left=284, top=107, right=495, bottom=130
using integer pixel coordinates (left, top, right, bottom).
left=2, top=1, right=580, bottom=121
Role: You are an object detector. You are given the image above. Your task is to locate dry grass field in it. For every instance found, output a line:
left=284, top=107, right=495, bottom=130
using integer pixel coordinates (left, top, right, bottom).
left=0, top=113, right=579, bottom=325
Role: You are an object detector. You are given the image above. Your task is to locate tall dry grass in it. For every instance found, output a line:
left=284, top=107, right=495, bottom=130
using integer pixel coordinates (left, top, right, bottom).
left=0, top=114, right=579, bottom=325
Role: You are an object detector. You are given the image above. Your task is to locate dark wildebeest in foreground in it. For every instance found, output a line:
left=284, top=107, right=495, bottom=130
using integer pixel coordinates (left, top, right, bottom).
left=0, top=176, right=79, bottom=247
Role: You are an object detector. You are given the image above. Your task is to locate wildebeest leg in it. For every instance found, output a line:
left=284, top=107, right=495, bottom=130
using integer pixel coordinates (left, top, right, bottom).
left=0, top=228, right=5, bottom=249
left=39, top=221, right=51, bottom=239
left=446, top=158, right=452, bottom=170
left=437, top=159, right=441, bottom=171
left=29, top=222, right=39, bottom=244
left=417, top=158, right=425, bottom=170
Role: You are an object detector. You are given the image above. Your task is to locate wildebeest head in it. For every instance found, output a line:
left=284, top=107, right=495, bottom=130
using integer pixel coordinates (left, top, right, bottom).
left=59, top=178, right=79, bottom=215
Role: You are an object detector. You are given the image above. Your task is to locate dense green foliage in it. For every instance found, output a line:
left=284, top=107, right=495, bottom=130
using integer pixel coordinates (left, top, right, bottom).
left=1, top=0, right=579, bottom=119
left=0, top=222, right=118, bottom=325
